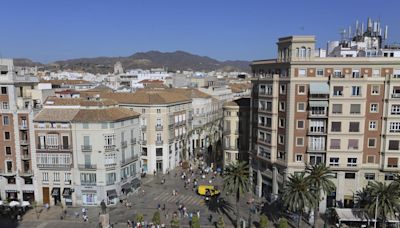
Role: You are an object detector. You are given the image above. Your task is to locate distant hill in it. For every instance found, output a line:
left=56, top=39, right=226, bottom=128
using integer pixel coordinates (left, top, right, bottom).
left=14, top=51, right=251, bottom=73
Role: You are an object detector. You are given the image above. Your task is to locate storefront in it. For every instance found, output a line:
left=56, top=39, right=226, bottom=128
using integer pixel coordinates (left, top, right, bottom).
left=5, top=190, right=18, bottom=201
left=121, top=182, right=131, bottom=194
left=106, top=189, right=117, bottom=205
left=131, top=178, right=140, bottom=190
left=22, top=190, right=35, bottom=202
left=51, top=188, right=61, bottom=205
left=62, top=188, right=73, bottom=206
left=82, top=191, right=97, bottom=205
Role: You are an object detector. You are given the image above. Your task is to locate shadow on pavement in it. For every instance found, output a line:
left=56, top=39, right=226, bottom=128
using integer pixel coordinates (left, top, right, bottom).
left=0, top=218, right=18, bottom=228
left=206, top=196, right=235, bottom=226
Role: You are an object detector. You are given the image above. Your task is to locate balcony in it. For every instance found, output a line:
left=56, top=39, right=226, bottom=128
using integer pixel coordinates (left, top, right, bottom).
left=0, top=169, right=16, bottom=176
left=21, top=153, right=31, bottom=160
left=18, top=169, right=34, bottom=177
left=19, top=125, right=28, bottom=130
left=307, top=128, right=326, bottom=135
left=104, top=145, right=116, bottom=152
left=78, top=164, right=97, bottom=170
left=130, top=138, right=136, bottom=144
left=81, top=145, right=92, bottom=152
left=20, top=140, right=29, bottom=146
left=141, top=125, right=147, bottom=131
left=37, top=145, right=72, bottom=151
left=37, top=164, right=72, bottom=170
left=307, top=146, right=326, bottom=153
left=105, top=163, right=117, bottom=170
left=121, top=141, right=128, bottom=148
left=81, top=182, right=97, bottom=186
left=155, top=125, right=163, bottom=131
left=141, top=140, right=147, bottom=145
left=155, top=140, right=163, bottom=146
left=121, top=155, right=139, bottom=166
left=392, top=93, right=400, bottom=98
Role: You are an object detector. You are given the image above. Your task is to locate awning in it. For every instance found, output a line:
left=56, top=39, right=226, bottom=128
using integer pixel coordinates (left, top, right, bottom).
left=335, top=208, right=370, bottom=222
left=22, top=190, right=34, bottom=193
left=309, top=83, right=329, bottom=94
left=309, top=101, right=328, bottom=107
left=62, top=188, right=72, bottom=197
left=121, top=182, right=130, bottom=190
left=107, top=189, right=118, bottom=199
left=5, top=190, right=18, bottom=193
left=51, top=188, right=60, bottom=197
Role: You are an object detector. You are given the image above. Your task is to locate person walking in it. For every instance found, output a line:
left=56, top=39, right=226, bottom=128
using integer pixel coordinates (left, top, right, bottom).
left=100, top=200, right=107, bottom=214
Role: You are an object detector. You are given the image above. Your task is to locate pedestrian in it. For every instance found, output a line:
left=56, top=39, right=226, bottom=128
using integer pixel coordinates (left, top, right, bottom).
left=100, top=199, right=107, bottom=214
left=208, top=214, right=213, bottom=223
left=82, top=207, right=86, bottom=216
left=197, top=210, right=200, bottom=218
left=142, top=189, right=145, bottom=196
left=162, top=204, right=166, bottom=211
left=158, top=203, right=161, bottom=210
left=127, top=220, right=132, bottom=228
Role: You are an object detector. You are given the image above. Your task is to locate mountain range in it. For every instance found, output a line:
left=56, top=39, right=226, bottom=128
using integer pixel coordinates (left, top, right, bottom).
left=14, top=51, right=251, bottom=73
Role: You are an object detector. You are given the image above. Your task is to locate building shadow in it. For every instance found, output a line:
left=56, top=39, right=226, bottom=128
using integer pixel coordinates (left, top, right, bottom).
left=206, top=196, right=235, bottom=225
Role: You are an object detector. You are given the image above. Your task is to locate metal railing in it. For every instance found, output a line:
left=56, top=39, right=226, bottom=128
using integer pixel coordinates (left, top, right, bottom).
left=21, top=153, right=31, bottom=160
left=104, top=145, right=116, bottom=152
left=37, top=145, right=72, bottom=151
left=121, top=141, right=128, bottom=148
left=155, top=140, right=163, bottom=146
left=121, top=155, right=139, bottom=166
left=155, top=125, right=163, bottom=131
left=130, top=138, right=136, bottom=144
left=78, top=164, right=97, bottom=170
left=81, top=145, right=92, bottom=152
left=37, top=164, right=72, bottom=169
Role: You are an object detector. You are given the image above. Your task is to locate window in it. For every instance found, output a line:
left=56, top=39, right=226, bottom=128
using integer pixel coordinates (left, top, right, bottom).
left=296, top=137, right=304, bottom=146
left=142, top=108, right=145, bottom=113
left=330, top=139, right=340, bottom=149
left=157, top=109, right=161, bottom=113
left=333, top=70, right=342, bottom=77
left=297, top=102, right=305, bottom=112
left=279, top=102, right=285, bottom=111
left=348, top=139, right=359, bottom=150
left=156, top=148, right=163, bottom=156
left=349, top=122, right=360, bottom=132
left=391, top=105, right=400, bottom=115
left=352, top=70, right=360, bottom=78
left=389, top=140, right=399, bottom=150
left=298, top=69, right=306, bottom=77
left=2, top=116, right=9, bottom=125
left=142, top=147, right=147, bottom=156
left=372, top=69, right=380, bottom=77
left=329, top=157, right=339, bottom=166
left=316, top=69, right=324, bottom=77
left=347, top=158, right=357, bottom=167
left=80, top=173, right=96, bottom=185
left=296, top=120, right=304, bottom=129
left=370, top=104, right=378, bottom=113
left=365, top=173, right=375, bottom=180
left=43, top=172, right=49, bottom=182
left=278, top=135, right=285, bottom=145
left=367, top=156, right=375, bottom=164
left=351, top=86, right=361, bottom=96
left=104, top=134, right=115, bottom=146
left=331, top=122, right=341, bottom=132
left=371, top=85, right=380, bottom=95
left=369, top=121, right=377, bottom=130
left=2, top=102, right=9, bottom=109
left=296, top=154, right=303, bottom=162
left=82, top=123, right=89, bottom=129
left=5, top=146, right=11, bottom=155
left=368, top=138, right=376, bottom=148
left=65, top=173, right=71, bottom=182
left=385, top=174, right=395, bottom=181
left=389, top=122, right=400, bottom=132
left=345, top=173, right=355, bottom=179
left=4, top=132, right=10, bottom=140
left=279, top=85, right=286, bottom=94
left=350, top=104, right=361, bottom=114
left=53, top=172, right=60, bottom=182
left=333, top=86, right=343, bottom=96
left=1, top=87, right=7, bottom=94
left=279, top=118, right=285, bottom=128
left=309, top=155, right=323, bottom=165
left=332, top=104, right=342, bottom=114
left=388, top=157, right=398, bottom=168
left=298, top=85, right=305, bottom=94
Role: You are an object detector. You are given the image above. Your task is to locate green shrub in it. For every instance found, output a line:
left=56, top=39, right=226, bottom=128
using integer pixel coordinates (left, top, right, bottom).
left=278, top=218, right=288, bottom=228
left=259, top=214, right=268, bottom=228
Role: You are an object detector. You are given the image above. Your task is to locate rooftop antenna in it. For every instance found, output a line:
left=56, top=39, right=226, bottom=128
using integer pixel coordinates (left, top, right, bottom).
left=367, top=17, right=372, bottom=31
left=340, top=29, right=347, bottom=41
left=355, top=20, right=359, bottom=36
left=348, top=26, right=352, bottom=39
left=384, top=25, right=388, bottom=40
left=361, top=23, right=364, bottom=35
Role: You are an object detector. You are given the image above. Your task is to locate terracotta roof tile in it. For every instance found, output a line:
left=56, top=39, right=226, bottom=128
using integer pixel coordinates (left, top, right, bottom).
left=34, top=109, right=80, bottom=122
left=100, top=89, right=191, bottom=105
left=72, top=107, right=140, bottom=122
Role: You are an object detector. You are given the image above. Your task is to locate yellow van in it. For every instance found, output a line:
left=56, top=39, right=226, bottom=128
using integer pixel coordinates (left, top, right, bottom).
left=197, top=185, right=220, bottom=196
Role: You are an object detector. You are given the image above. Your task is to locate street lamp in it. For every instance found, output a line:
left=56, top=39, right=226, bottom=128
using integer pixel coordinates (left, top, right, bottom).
left=374, top=194, right=379, bottom=228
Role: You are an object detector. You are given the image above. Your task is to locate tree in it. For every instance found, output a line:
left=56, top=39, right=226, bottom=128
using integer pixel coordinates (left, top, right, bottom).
left=216, top=216, right=225, bottom=228
left=362, top=181, right=400, bottom=228
left=282, top=173, right=316, bottom=228
left=223, top=161, right=250, bottom=228
left=278, top=218, right=288, bottom=228
left=259, top=214, right=268, bottom=228
left=135, top=213, right=144, bottom=223
left=152, top=211, right=161, bottom=225
left=305, top=163, right=335, bottom=225
left=32, top=201, right=40, bottom=219
left=191, top=215, right=200, bottom=228
left=170, top=215, right=180, bottom=228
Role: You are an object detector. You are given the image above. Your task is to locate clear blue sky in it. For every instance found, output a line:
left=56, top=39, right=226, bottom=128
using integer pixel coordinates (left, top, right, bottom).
left=0, top=0, right=399, bottom=63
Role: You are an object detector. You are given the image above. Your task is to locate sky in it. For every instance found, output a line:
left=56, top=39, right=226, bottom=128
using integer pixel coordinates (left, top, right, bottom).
left=0, top=0, right=399, bottom=63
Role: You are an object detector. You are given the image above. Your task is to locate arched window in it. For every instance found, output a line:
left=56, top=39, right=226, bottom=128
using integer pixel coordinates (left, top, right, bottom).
left=296, top=48, right=300, bottom=57
left=307, top=48, right=312, bottom=58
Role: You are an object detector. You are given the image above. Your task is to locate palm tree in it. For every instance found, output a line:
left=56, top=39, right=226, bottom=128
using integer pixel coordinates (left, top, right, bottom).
left=223, top=161, right=250, bottom=228
left=282, top=172, right=316, bottom=228
left=354, top=186, right=372, bottom=209
left=364, top=181, right=400, bottom=228
left=305, top=163, right=335, bottom=225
